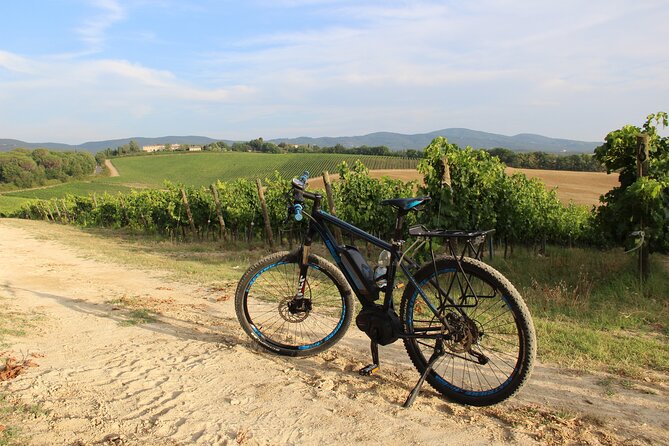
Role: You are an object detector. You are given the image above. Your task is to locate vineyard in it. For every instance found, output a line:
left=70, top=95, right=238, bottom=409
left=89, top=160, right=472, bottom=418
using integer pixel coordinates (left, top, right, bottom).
left=102, top=151, right=419, bottom=188
left=0, top=152, right=419, bottom=215
left=12, top=139, right=595, bottom=252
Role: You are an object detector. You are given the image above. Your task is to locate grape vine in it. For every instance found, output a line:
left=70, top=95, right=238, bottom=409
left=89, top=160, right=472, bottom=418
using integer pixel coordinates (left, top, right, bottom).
left=13, top=139, right=595, bottom=250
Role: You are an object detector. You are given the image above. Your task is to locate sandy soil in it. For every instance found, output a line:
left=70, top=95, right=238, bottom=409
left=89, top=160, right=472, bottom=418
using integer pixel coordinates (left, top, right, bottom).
left=1, top=220, right=667, bottom=445
left=309, top=168, right=618, bottom=208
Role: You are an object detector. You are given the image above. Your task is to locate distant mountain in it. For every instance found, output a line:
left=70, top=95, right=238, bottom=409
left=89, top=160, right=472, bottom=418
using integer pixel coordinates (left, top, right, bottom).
left=270, top=128, right=600, bottom=153
left=0, top=138, right=74, bottom=151
left=0, top=129, right=601, bottom=154
left=0, top=136, right=226, bottom=153
left=78, top=136, right=227, bottom=152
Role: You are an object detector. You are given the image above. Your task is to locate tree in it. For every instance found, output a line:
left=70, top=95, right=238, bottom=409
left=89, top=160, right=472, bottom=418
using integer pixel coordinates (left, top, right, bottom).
left=594, top=112, right=669, bottom=253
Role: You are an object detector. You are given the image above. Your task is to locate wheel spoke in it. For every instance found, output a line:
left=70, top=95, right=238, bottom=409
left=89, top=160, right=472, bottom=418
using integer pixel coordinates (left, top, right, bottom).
left=238, top=255, right=350, bottom=353
left=401, top=258, right=535, bottom=405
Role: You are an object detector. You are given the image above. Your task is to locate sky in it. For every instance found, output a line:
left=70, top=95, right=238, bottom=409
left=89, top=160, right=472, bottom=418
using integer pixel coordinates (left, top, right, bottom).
left=0, top=0, right=667, bottom=144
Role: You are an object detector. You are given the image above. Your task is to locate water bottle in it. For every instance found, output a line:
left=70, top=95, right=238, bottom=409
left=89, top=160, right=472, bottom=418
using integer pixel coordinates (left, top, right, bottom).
left=374, top=250, right=391, bottom=290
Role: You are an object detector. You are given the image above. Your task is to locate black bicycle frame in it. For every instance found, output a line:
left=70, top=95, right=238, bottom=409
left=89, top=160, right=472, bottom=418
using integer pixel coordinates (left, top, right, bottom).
left=296, top=191, right=445, bottom=331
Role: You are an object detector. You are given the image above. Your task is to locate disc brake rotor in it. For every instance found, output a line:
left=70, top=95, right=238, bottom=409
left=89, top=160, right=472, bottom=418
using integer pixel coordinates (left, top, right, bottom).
left=446, top=315, right=479, bottom=353
left=278, top=296, right=310, bottom=323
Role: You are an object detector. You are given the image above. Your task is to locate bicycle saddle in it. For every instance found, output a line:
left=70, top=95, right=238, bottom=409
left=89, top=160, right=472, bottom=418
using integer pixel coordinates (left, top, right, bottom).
left=380, top=196, right=431, bottom=211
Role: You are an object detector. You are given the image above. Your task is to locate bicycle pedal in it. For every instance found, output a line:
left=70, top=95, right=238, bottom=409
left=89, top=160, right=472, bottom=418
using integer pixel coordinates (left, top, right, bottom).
left=359, top=364, right=379, bottom=376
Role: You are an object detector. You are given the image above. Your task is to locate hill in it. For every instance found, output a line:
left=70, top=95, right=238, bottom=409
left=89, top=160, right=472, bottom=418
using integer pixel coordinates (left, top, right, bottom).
left=271, top=128, right=600, bottom=153
left=1, top=128, right=600, bottom=154
left=0, top=138, right=73, bottom=151
left=0, top=136, right=227, bottom=153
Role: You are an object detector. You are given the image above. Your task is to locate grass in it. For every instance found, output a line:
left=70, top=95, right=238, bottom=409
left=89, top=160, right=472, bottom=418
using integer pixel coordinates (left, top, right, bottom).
left=2, top=181, right=133, bottom=200
left=0, top=180, right=133, bottom=215
left=119, top=309, right=158, bottom=326
left=0, top=392, right=47, bottom=446
left=0, top=424, right=21, bottom=446
left=103, top=151, right=419, bottom=188
left=0, top=196, right=32, bottom=217
left=491, top=246, right=669, bottom=374
left=0, top=297, right=30, bottom=348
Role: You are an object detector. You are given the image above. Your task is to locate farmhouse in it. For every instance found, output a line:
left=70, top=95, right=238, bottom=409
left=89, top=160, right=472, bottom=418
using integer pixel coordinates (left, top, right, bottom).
left=142, top=144, right=166, bottom=152
left=142, top=144, right=202, bottom=152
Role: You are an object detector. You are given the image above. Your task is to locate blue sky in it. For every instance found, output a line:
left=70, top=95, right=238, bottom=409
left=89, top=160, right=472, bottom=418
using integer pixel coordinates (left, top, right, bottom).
left=0, top=0, right=667, bottom=144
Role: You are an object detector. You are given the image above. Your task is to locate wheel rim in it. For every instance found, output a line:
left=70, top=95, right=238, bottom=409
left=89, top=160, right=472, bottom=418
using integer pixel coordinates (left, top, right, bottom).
left=407, top=268, right=524, bottom=397
left=244, top=261, right=347, bottom=351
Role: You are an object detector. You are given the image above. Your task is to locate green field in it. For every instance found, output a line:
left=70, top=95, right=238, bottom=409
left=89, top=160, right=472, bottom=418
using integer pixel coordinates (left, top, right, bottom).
left=3, top=181, right=133, bottom=200
left=0, top=151, right=419, bottom=215
left=0, top=195, right=34, bottom=215
left=104, top=151, right=418, bottom=188
left=0, top=182, right=134, bottom=216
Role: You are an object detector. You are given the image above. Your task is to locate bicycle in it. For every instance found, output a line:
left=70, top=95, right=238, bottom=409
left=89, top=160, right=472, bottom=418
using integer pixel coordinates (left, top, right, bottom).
left=235, top=172, right=536, bottom=407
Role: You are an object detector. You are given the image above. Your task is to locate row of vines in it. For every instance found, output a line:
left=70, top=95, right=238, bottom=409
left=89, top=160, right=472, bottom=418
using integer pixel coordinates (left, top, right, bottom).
left=12, top=137, right=595, bottom=249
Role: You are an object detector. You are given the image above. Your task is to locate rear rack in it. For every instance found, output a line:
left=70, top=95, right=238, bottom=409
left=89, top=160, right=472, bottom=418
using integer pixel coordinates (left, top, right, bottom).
left=407, top=225, right=495, bottom=261
left=409, top=225, right=494, bottom=240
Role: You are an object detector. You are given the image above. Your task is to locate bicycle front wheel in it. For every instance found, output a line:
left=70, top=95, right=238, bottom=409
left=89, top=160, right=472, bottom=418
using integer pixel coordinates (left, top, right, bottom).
left=235, top=250, right=354, bottom=357
left=400, top=256, right=536, bottom=406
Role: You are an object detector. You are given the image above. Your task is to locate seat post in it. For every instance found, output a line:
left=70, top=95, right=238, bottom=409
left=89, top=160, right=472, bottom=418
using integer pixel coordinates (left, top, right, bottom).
left=394, top=210, right=407, bottom=241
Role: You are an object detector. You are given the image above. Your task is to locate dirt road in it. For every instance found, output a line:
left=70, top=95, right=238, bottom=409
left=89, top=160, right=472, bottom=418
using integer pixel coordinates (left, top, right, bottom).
left=1, top=220, right=667, bottom=445
left=104, top=159, right=120, bottom=177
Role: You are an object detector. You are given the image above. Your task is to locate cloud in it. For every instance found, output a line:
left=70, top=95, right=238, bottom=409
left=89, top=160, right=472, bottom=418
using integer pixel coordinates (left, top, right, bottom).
left=76, top=0, right=126, bottom=51
left=0, top=51, right=36, bottom=74
left=1, top=0, right=668, bottom=142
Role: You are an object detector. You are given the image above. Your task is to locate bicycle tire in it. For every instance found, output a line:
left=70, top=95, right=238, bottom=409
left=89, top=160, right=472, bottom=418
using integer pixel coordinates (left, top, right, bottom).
left=235, top=250, right=354, bottom=357
left=399, top=256, right=536, bottom=406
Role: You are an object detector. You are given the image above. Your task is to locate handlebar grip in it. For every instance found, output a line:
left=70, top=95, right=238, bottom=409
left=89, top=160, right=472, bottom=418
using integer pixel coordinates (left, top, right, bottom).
left=294, top=203, right=303, bottom=221
left=299, top=171, right=310, bottom=185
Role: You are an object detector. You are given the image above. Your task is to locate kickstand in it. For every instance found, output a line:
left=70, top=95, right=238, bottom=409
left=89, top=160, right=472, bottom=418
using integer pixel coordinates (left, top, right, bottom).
left=359, top=341, right=380, bottom=376
left=403, top=341, right=445, bottom=408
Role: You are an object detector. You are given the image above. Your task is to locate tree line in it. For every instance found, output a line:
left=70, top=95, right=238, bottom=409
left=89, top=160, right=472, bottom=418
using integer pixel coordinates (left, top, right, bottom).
left=201, top=138, right=424, bottom=159
left=95, top=137, right=603, bottom=173
left=485, top=148, right=603, bottom=172
left=0, top=148, right=96, bottom=189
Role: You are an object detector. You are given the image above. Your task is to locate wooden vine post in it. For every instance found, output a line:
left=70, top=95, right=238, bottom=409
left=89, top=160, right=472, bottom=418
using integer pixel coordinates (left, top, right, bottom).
left=441, top=156, right=452, bottom=190
left=60, top=199, right=69, bottom=223
left=637, top=133, right=650, bottom=280
left=440, top=156, right=458, bottom=253
left=209, top=184, right=227, bottom=241
left=322, top=171, right=343, bottom=245
left=180, top=189, right=197, bottom=239
left=53, top=201, right=63, bottom=223
left=256, top=179, right=274, bottom=247
left=44, top=203, right=55, bottom=222
left=37, top=202, right=49, bottom=221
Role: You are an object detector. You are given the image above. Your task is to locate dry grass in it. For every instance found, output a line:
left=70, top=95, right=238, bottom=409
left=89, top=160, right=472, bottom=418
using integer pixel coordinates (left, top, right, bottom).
left=310, top=168, right=618, bottom=207
left=506, top=167, right=618, bottom=206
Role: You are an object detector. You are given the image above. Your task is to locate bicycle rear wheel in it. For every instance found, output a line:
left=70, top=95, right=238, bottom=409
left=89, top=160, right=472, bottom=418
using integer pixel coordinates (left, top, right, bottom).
left=400, top=256, right=535, bottom=406
left=235, top=250, right=354, bottom=357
